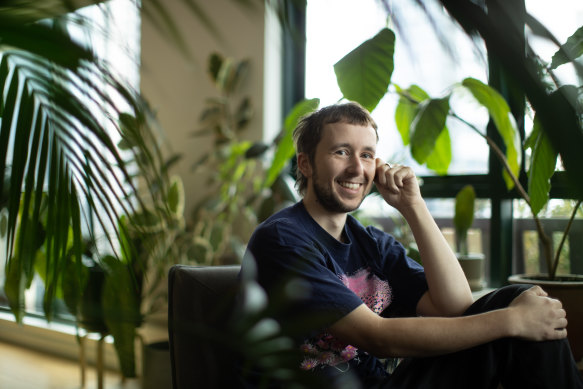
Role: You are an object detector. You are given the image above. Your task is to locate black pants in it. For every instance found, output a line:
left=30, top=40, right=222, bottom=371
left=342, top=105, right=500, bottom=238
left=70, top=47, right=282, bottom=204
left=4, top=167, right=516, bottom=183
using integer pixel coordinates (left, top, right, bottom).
left=380, top=284, right=583, bottom=389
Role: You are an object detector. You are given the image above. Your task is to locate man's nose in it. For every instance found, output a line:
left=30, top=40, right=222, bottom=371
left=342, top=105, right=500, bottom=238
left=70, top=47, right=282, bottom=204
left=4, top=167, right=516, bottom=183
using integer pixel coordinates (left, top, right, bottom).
left=347, top=156, right=364, bottom=174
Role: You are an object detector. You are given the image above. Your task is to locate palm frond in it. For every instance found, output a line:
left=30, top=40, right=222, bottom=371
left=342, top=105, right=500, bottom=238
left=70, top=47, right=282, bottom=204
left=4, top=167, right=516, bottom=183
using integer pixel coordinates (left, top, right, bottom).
left=0, top=17, right=157, bottom=321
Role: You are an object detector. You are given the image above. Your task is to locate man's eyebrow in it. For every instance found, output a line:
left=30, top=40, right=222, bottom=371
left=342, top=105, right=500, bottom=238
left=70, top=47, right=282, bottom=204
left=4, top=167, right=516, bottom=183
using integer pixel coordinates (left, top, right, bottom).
left=329, top=143, right=377, bottom=153
left=329, top=142, right=352, bottom=150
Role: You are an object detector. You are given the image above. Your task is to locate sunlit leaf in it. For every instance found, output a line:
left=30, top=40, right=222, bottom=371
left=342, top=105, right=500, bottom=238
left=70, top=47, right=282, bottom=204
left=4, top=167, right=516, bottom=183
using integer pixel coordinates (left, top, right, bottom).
left=550, top=26, right=583, bottom=69
left=462, top=78, right=521, bottom=190
left=425, top=126, right=451, bottom=175
left=167, top=175, right=185, bottom=217
left=410, top=97, right=450, bottom=165
left=334, top=28, right=395, bottom=112
left=264, top=98, right=319, bottom=188
left=454, top=184, right=476, bottom=255
left=527, top=117, right=558, bottom=216
left=394, top=84, right=430, bottom=146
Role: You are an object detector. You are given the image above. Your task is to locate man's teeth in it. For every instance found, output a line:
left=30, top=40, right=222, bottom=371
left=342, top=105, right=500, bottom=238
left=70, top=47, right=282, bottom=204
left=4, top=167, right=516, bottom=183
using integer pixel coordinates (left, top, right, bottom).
left=339, top=181, right=360, bottom=190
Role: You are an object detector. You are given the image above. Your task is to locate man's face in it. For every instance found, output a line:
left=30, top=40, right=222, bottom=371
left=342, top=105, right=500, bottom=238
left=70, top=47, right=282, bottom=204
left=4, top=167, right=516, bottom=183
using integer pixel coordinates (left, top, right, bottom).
left=305, top=122, right=377, bottom=214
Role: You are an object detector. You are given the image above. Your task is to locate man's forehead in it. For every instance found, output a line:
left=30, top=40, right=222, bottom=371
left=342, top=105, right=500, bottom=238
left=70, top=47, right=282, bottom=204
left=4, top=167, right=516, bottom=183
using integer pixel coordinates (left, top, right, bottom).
left=321, top=121, right=378, bottom=143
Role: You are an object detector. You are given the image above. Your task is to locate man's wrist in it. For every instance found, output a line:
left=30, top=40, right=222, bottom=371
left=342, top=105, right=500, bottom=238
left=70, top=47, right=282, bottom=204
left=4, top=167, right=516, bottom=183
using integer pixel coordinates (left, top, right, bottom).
left=500, top=307, right=520, bottom=338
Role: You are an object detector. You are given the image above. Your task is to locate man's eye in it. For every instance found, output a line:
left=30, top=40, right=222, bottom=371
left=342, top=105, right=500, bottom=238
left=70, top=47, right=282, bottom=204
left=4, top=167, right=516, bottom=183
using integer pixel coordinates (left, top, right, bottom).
left=336, top=150, right=348, bottom=156
left=362, top=153, right=374, bottom=159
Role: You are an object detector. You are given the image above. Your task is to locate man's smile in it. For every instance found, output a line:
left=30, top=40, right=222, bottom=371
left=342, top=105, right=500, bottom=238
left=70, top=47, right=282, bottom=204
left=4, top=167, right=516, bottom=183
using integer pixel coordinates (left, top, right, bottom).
left=337, top=180, right=362, bottom=191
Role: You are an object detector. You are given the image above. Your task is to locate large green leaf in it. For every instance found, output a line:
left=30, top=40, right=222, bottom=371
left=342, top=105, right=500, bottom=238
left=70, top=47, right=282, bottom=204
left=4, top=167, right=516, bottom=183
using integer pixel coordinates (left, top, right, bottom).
left=526, top=116, right=558, bottom=216
left=394, top=84, right=430, bottom=146
left=102, top=255, right=142, bottom=378
left=425, top=126, right=452, bottom=175
left=550, top=26, right=583, bottom=69
left=410, top=96, right=451, bottom=165
left=264, top=98, right=319, bottom=188
left=461, top=78, right=521, bottom=190
left=454, top=184, right=476, bottom=255
left=334, top=28, right=395, bottom=112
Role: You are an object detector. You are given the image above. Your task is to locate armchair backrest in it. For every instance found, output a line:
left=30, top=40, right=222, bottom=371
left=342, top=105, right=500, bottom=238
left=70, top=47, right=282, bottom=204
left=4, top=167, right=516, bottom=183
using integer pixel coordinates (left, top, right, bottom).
left=168, top=264, right=241, bottom=389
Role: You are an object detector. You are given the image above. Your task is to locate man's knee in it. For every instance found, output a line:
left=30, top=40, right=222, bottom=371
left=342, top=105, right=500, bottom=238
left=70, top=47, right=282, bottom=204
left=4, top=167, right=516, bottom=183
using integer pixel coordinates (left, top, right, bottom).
left=464, top=284, right=533, bottom=315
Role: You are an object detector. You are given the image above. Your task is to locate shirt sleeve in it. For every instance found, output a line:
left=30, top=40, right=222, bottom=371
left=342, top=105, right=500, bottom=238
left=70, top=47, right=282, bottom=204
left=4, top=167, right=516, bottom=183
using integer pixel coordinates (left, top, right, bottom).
left=245, top=219, right=365, bottom=334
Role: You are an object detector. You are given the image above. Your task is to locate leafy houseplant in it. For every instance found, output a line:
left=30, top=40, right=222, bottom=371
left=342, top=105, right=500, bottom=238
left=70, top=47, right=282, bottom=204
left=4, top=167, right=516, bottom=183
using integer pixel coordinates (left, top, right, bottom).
left=453, top=185, right=485, bottom=291
left=0, top=2, right=199, bottom=379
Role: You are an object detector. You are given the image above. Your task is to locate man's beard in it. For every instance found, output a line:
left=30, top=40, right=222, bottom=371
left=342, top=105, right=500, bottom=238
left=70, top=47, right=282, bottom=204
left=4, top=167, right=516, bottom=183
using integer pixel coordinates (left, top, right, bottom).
left=311, top=169, right=369, bottom=213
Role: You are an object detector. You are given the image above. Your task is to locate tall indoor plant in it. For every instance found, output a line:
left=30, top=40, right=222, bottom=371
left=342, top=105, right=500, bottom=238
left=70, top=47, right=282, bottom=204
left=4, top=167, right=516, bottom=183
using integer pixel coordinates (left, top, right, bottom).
left=0, top=0, right=258, bottom=381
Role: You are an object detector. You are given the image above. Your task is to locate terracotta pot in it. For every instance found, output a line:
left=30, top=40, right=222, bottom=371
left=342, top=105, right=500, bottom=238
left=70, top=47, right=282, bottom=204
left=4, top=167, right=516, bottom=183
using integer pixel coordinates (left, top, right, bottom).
left=458, top=253, right=485, bottom=292
left=508, top=274, right=583, bottom=363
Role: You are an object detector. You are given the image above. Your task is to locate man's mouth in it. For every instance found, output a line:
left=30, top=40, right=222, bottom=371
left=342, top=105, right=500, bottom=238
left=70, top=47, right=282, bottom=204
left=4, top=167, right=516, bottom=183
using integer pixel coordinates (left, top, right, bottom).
left=337, top=181, right=362, bottom=190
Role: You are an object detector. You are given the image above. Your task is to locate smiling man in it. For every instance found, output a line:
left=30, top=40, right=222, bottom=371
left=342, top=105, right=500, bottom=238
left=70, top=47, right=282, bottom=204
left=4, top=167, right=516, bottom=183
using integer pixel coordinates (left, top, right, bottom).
left=239, top=102, right=582, bottom=388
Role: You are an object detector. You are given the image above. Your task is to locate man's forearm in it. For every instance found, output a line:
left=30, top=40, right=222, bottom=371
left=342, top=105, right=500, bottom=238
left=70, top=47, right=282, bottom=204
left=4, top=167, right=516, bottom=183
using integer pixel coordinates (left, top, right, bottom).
left=334, top=305, right=515, bottom=358
left=331, top=286, right=567, bottom=359
left=399, top=201, right=473, bottom=316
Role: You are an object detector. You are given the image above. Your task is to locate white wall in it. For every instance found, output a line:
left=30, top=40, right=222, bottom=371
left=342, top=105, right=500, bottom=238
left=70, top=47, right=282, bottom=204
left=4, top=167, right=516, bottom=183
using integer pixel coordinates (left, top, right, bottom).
left=140, top=0, right=282, bottom=217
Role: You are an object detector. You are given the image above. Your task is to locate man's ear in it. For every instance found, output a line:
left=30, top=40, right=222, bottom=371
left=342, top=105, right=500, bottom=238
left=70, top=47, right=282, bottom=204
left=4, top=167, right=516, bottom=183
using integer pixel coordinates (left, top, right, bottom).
left=297, top=152, right=312, bottom=178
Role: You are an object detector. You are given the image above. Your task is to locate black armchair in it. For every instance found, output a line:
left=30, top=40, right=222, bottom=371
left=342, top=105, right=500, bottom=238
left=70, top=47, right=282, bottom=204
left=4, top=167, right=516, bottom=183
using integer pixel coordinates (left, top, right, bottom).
left=168, top=264, right=241, bottom=389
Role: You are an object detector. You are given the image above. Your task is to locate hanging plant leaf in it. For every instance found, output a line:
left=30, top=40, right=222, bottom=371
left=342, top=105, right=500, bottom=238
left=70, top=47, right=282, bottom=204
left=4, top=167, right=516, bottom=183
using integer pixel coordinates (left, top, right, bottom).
left=394, top=84, right=430, bottom=146
left=410, top=96, right=450, bottom=165
left=235, top=96, right=253, bottom=131
left=208, top=52, right=224, bottom=83
left=454, top=184, right=476, bottom=255
left=462, top=78, right=521, bottom=190
left=334, top=28, right=395, bottom=112
left=167, top=175, right=185, bottom=217
left=102, top=255, right=142, bottom=378
left=264, top=98, right=319, bottom=188
left=245, top=142, right=269, bottom=159
left=526, top=116, right=558, bottom=216
left=550, top=26, right=583, bottom=69
left=425, top=126, right=452, bottom=175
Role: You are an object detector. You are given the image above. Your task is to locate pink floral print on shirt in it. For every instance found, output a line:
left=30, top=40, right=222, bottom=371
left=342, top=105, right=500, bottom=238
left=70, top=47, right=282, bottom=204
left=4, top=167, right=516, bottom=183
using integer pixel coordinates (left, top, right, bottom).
left=300, top=267, right=392, bottom=370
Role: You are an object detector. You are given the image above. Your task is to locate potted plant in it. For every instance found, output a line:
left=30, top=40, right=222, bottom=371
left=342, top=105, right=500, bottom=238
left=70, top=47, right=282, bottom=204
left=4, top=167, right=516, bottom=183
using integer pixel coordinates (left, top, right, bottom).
left=453, top=185, right=485, bottom=291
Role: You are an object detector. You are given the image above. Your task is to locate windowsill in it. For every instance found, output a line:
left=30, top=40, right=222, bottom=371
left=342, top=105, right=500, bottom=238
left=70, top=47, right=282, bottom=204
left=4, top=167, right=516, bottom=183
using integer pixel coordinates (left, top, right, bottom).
left=0, top=310, right=120, bottom=371
left=0, top=309, right=169, bottom=373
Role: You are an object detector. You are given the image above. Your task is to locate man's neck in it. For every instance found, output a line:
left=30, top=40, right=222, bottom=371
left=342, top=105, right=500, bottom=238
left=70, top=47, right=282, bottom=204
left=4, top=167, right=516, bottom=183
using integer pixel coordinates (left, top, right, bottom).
left=301, top=197, right=348, bottom=242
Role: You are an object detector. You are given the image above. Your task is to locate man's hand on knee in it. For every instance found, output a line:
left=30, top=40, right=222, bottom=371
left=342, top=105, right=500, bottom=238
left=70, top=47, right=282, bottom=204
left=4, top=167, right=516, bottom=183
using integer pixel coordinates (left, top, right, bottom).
left=507, top=286, right=568, bottom=341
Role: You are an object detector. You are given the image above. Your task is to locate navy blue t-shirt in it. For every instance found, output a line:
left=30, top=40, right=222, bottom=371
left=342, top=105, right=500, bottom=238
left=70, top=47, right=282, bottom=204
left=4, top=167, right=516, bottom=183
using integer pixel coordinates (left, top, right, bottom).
left=241, top=201, right=427, bottom=382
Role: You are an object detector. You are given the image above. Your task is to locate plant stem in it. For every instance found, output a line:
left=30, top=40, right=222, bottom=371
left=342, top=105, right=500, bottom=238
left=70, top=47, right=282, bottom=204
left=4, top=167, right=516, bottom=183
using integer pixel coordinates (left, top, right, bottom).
left=551, top=199, right=583, bottom=278
left=397, top=87, right=566, bottom=278
left=450, top=112, right=554, bottom=275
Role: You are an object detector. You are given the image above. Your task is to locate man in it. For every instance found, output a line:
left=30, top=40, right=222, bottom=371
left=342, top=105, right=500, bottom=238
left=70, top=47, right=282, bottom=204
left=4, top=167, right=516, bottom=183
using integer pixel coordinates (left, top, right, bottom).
left=239, top=102, right=582, bottom=388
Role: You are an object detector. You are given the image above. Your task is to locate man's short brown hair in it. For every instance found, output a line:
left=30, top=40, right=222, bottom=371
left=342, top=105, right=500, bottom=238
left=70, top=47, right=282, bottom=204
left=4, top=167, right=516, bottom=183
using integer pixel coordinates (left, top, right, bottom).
left=292, top=101, right=379, bottom=196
